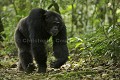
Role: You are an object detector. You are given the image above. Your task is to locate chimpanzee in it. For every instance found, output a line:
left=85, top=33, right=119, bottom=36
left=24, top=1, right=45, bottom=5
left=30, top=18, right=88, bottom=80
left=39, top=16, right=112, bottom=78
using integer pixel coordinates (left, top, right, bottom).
left=14, top=8, right=68, bottom=73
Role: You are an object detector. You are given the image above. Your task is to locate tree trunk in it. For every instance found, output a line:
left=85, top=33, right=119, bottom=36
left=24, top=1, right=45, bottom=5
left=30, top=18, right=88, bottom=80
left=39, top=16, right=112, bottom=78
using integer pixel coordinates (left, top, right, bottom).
left=0, top=16, right=4, bottom=41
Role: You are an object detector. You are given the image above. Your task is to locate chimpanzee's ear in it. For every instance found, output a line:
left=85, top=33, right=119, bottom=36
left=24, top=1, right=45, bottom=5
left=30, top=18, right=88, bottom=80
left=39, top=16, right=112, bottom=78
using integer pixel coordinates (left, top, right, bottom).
left=42, top=10, right=47, bottom=20
left=44, top=10, right=48, bottom=15
left=44, top=11, right=49, bottom=18
left=43, top=11, right=50, bottom=21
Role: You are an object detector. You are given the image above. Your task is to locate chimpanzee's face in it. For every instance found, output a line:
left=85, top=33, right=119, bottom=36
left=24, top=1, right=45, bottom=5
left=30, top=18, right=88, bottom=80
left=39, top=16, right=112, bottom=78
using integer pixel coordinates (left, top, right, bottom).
left=45, top=11, right=63, bottom=36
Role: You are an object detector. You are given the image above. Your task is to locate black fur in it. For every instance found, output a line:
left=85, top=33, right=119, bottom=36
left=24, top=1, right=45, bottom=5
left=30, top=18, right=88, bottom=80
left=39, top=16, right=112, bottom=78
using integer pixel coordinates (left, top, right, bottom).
left=15, top=8, right=68, bottom=73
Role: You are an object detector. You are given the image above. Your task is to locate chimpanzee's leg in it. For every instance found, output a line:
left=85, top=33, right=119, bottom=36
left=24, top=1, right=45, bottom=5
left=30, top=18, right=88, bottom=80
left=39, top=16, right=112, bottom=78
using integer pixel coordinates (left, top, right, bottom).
left=31, top=42, right=47, bottom=73
left=15, top=30, right=35, bottom=73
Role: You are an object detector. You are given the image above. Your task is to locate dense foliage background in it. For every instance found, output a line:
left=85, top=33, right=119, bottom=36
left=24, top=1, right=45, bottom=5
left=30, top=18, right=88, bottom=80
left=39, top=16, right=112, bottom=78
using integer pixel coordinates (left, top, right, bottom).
left=0, top=0, right=120, bottom=80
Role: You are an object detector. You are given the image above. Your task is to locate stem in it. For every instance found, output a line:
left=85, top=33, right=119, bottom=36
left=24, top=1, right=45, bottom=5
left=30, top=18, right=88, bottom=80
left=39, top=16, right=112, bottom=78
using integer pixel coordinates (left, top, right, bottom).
left=9, top=0, right=18, bottom=15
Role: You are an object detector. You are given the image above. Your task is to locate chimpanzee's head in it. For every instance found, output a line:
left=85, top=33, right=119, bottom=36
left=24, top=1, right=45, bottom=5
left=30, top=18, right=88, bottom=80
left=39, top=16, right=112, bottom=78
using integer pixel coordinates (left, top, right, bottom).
left=44, top=11, right=64, bottom=36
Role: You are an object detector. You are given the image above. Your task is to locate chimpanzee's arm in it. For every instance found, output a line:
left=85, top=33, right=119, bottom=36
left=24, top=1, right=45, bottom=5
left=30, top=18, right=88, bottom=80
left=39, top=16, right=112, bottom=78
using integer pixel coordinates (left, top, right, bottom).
left=51, top=26, right=69, bottom=68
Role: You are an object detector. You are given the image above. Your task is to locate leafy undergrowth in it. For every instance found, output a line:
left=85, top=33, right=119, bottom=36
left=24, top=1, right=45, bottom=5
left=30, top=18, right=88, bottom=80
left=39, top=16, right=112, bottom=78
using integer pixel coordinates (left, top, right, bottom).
left=0, top=54, right=120, bottom=80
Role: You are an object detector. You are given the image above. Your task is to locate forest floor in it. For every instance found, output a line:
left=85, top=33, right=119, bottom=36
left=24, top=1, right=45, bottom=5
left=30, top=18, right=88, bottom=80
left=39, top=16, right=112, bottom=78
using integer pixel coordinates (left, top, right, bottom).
left=0, top=54, right=120, bottom=80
